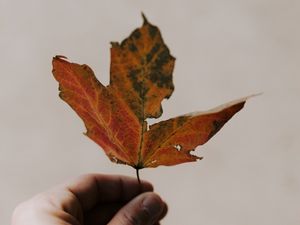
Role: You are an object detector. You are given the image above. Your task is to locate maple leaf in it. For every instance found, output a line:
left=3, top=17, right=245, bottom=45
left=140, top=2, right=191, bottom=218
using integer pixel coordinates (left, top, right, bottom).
left=52, top=15, right=250, bottom=179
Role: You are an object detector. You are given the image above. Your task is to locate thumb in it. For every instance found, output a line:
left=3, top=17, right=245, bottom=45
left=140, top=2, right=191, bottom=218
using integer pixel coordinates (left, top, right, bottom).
left=108, top=192, right=166, bottom=225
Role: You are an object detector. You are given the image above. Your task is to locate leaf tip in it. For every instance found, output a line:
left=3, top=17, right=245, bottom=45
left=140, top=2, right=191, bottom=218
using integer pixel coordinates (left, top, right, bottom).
left=141, top=12, right=149, bottom=25
left=190, top=151, right=203, bottom=161
left=110, top=41, right=119, bottom=48
left=53, top=55, right=68, bottom=60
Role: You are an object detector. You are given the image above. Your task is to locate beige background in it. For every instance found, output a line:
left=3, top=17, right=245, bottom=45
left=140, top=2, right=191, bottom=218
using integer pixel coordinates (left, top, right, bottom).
left=1, top=0, right=300, bottom=224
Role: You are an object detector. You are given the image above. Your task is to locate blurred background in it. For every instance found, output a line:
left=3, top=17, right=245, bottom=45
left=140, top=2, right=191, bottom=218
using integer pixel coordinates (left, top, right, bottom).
left=1, top=0, right=299, bottom=224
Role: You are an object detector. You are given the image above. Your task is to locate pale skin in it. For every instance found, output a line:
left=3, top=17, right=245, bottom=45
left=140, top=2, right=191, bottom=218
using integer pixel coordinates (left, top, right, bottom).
left=12, top=174, right=167, bottom=225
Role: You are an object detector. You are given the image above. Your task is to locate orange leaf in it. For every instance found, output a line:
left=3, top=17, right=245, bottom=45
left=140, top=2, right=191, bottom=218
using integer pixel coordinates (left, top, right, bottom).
left=52, top=15, right=250, bottom=170
left=141, top=97, right=248, bottom=168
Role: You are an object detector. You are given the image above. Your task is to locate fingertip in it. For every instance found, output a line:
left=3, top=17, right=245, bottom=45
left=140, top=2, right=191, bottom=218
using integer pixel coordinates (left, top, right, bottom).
left=139, top=192, right=167, bottom=224
left=159, top=201, right=168, bottom=221
left=108, top=192, right=165, bottom=225
left=143, top=193, right=168, bottom=222
left=141, top=192, right=165, bottom=216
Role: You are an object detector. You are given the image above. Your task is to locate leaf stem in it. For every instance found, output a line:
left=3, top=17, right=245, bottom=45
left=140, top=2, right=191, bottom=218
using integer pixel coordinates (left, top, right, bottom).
left=136, top=168, right=141, bottom=185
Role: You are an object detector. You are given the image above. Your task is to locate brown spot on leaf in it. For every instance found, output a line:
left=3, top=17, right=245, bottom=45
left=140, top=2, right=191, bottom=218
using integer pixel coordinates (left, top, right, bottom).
left=148, top=24, right=158, bottom=39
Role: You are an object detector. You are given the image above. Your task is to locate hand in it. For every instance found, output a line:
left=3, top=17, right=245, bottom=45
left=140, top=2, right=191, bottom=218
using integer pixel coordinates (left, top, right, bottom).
left=12, top=174, right=167, bottom=225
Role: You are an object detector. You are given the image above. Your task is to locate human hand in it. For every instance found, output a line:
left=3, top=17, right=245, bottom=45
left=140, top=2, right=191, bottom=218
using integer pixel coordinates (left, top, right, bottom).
left=12, top=174, right=167, bottom=225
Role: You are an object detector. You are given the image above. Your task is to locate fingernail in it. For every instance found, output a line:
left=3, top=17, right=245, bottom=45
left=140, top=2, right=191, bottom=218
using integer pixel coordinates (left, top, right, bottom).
left=142, top=194, right=163, bottom=217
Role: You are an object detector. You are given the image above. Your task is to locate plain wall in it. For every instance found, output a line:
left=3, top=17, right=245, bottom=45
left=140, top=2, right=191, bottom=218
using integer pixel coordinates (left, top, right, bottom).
left=1, top=0, right=299, bottom=224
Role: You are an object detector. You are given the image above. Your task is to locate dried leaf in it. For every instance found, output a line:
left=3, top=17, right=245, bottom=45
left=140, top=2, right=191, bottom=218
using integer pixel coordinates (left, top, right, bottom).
left=52, top=15, right=250, bottom=170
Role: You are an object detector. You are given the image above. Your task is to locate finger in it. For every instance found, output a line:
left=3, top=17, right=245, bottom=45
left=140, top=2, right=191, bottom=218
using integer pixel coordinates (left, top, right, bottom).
left=145, top=203, right=168, bottom=225
left=158, top=201, right=168, bottom=221
left=84, top=203, right=123, bottom=225
left=84, top=200, right=168, bottom=225
left=64, top=174, right=153, bottom=211
left=85, top=201, right=167, bottom=225
left=108, top=192, right=165, bottom=225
